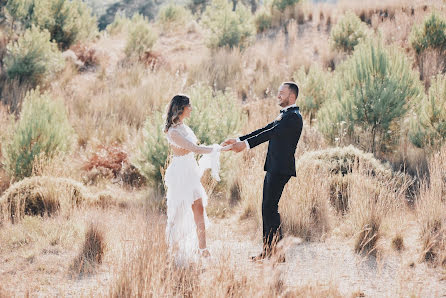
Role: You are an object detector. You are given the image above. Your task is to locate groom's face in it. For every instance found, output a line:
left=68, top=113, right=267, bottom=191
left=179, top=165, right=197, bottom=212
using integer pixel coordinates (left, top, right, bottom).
left=277, top=85, right=292, bottom=107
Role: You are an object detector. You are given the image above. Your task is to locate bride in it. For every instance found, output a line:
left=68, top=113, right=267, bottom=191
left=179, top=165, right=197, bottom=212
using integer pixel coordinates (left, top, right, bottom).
left=164, top=94, right=231, bottom=264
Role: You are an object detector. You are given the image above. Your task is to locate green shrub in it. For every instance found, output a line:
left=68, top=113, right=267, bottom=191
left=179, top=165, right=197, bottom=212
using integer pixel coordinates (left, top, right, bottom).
left=330, top=11, right=368, bottom=54
left=98, top=0, right=160, bottom=30
left=318, top=39, right=423, bottom=154
left=105, top=12, right=131, bottom=35
left=293, top=65, right=332, bottom=124
left=201, top=0, right=254, bottom=49
left=124, top=14, right=157, bottom=59
left=410, top=12, right=446, bottom=56
left=272, top=0, right=300, bottom=12
left=132, top=112, right=168, bottom=189
left=7, top=0, right=97, bottom=50
left=157, top=4, right=192, bottom=31
left=133, top=84, right=245, bottom=189
left=3, top=88, right=74, bottom=180
left=254, top=7, right=272, bottom=34
left=409, top=74, right=446, bottom=149
left=3, top=25, right=65, bottom=87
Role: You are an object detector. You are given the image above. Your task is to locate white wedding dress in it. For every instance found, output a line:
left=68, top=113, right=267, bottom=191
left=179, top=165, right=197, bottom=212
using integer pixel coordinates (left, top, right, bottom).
left=164, top=123, right=221, bottom=265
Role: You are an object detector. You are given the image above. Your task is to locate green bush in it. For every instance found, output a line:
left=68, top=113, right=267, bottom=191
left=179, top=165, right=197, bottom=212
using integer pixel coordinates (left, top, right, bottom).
left=410, top=12, right=446, bottom=56
left=330, top=11, right=368, bottom=54
left=124, top=14, right=157, bottom=59
left=6, top=0, right=97, bottom=50
left=318, top=39, right=423, bottom=154
left=133, top=84, right=245, bottom=189
left=157, top=4, right=192, bottom=31
left=3, top=88, right=74, bottom=180
left=409, top=74, right=446, bottom=149
left=294, top=65, right=332, bottom=124
left=132, top=112, right=168, bottom=189
left=272, top=0, right=300, bottom=12
left=105, top=12, right=131, bottom=35
left=254, top=7, right=272, bottom=34
left=201, top=0, right=254, bottom=49
left=3, top=25, right=65, bottom=87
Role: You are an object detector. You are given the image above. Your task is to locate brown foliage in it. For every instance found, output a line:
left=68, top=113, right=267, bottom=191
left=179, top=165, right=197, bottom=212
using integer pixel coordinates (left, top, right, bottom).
left=82, top=144, right=145, bottom=187
left=140, top=50, right=168, bottom=71
left=70, top=43, right=100, bottom=70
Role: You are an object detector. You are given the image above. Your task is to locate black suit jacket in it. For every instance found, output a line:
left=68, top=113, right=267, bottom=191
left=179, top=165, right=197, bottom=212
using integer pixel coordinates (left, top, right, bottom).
left=239, top=107, right=303, bottom=177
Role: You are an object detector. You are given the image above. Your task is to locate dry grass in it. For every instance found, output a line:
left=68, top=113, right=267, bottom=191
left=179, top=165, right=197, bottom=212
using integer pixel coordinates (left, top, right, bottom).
left=70, top=222, right=106, bottom=276
left=417, top=145, right=446, bottom=268
left=1, top=0, right=446, bottom=295
left=0, top=176, right=96, bottom=224
left=280, top=165, right=332, bottom=241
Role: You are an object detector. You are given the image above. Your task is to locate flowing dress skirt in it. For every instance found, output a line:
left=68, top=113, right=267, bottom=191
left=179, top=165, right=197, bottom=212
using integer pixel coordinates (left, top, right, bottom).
left=164, top=153, right=209, bottom=265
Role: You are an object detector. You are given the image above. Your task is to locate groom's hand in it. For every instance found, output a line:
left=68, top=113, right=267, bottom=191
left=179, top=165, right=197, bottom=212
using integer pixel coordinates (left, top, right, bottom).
left=231, top=141, right=246, bottom=153
left=221, top=138, right=237, bottom=147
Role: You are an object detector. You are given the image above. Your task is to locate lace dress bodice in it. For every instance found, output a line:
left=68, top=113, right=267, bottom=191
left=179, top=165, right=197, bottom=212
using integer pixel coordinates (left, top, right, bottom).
left=167, top=124, right=213, bottom=155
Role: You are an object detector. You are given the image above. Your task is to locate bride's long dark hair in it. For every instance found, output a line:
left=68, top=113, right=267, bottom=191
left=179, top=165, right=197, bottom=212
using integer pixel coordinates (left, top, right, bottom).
left=164, top=94, right=190, bottom=133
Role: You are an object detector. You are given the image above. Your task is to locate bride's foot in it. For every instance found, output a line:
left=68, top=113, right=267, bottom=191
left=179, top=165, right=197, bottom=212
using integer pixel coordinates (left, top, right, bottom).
left=199, top=248, right=210, bottom=257
left=250, top=251, right=269, bottom=262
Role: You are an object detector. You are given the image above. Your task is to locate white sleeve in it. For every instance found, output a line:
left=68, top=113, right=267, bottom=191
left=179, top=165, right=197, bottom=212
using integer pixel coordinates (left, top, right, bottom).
left=168, top=129, right=213, bottom=154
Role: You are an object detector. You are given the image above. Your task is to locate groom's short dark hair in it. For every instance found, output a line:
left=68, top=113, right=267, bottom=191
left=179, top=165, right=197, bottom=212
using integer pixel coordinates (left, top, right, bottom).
left=283, top=82, right=299, bottom=99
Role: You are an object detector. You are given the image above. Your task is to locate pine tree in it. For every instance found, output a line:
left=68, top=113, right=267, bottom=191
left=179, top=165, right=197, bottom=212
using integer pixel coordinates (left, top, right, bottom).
left=318, top=39, right=423, bottom=154
left=409, top=74, right=446, bottom=149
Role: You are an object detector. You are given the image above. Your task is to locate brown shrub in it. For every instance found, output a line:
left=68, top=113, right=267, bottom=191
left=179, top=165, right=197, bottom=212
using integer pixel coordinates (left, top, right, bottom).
left=70, top=43, right=101, bottom=71
left=140, top=50, right=168, bottom=71
left=82, top=144, right=145, bottom=188
left=71, top=222, right=106, bottom=276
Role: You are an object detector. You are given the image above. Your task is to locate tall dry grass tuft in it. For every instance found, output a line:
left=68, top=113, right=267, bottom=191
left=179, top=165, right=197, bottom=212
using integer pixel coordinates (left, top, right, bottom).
left=70, top=222, right=106, bottom=276
left=346, top=170, right=408, bottom=256
left=0, top=176, right=96, bottom=224
left=0, top=78, right=31, bottom=114
left=280, top=165, right=332, bottom=241
left=417, top=145, right=446, bottom=267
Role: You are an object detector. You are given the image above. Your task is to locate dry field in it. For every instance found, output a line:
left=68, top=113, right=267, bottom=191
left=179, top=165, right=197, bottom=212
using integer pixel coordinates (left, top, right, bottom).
left=1, top=0, right=446, bottom=296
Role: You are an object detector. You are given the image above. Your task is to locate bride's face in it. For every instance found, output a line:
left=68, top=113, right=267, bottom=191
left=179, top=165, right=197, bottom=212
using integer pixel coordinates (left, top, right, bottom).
left=182, top=103, right=192, bottom=119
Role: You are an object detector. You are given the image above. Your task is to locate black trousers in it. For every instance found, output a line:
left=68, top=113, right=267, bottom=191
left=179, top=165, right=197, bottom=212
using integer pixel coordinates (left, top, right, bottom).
left=262, top=171, right=291, bottom=252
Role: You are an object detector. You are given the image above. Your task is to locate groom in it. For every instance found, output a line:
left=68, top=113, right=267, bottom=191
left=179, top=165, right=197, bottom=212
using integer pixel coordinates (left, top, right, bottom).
left=222, top=82, right=303, bottom=261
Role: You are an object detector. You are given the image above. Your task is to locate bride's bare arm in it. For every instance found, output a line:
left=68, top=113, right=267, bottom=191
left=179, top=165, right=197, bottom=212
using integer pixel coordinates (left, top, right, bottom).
left=168, top=130, right=213, bottom=154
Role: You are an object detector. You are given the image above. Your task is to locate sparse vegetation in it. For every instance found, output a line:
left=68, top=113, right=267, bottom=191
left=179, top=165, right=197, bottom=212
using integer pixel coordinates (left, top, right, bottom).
left=0, top=0, right=445, bottom=296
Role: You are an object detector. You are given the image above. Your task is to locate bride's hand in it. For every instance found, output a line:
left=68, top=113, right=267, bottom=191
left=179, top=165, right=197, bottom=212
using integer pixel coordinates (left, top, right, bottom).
left=220, top=144, right=233, bottom=152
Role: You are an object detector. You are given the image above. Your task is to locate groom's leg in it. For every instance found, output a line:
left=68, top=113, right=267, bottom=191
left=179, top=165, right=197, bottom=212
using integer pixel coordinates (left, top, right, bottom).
left=262, top=172, right=291, bottom=253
